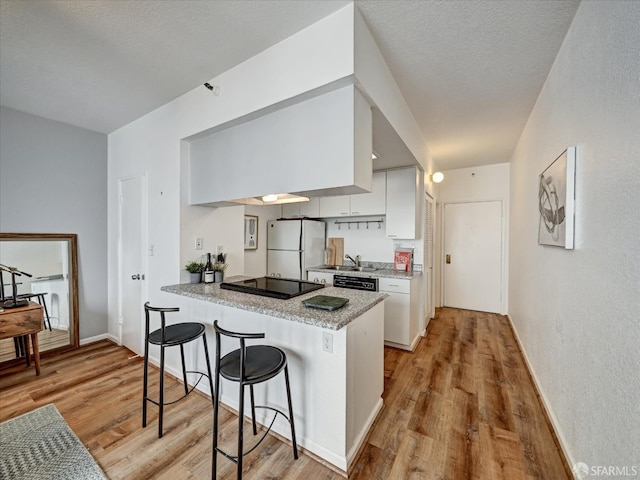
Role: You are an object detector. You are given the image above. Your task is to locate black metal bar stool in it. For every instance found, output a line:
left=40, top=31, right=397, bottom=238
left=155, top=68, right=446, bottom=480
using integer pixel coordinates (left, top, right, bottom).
left=212, top=320, right=298, bottom=479
left=142, top=302, right=215, bottom=438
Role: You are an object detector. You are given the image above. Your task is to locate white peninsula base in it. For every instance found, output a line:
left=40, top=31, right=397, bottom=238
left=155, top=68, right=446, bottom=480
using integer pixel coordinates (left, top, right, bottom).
left=160, top=286, right=384, bottom=474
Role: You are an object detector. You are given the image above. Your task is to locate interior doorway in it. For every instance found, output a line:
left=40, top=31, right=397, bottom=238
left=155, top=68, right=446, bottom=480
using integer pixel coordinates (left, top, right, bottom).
left=443, top=201, right=502, bottom=313
left=118, top=173, right=147, bottom=354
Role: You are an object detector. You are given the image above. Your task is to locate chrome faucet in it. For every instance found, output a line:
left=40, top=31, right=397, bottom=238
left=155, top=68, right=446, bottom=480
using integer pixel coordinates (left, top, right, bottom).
left=345, top=254, right=361, bottom=267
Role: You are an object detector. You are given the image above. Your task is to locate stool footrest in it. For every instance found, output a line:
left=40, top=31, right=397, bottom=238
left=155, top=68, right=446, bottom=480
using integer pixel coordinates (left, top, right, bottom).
left=215, top=406, right=291, bottom=462
left=145, top=371, right=210, bottom=407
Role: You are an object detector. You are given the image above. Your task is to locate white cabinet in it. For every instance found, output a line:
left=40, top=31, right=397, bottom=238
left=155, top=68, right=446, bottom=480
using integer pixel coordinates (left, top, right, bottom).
left=319, top=195, right=351, bottom=217
left=307, top=271, right=334, bottom=285
left=386, top=167, right=420, bottom=239
left=350, top=171, right=386, bottom=216
left=379, top=277, right=419, bottom=350
left=282, top=198, right=320, bottom=218
left=319, top=172, right=386, bottom=218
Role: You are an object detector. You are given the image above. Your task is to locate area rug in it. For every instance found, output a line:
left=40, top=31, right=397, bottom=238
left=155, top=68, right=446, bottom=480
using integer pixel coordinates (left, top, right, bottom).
left=0, top=404, right=107, bottom=480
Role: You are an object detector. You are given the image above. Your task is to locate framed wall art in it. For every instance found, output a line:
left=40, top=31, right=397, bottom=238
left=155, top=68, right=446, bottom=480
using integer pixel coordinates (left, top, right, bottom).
left=244, top=215, right=258, bottom=250
left=538, top=146, right=576, bottom=249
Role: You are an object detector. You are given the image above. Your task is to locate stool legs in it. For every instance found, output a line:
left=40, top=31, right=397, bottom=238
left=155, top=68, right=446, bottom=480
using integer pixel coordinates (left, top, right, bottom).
left=158, top=345, right=165, bottom=438
left=38, top=294, right=52, bottom=331
left=212, top=354, right=221, bottom=479
left=284, top=365, right=299, bottom=459
left=201, top=334, right=215, bottom=412
left=237, top=380, right=246, bottom=479
left=179, top=344, right=189, bottom=396
left=142, top=337, right=150, bottom=429
left=212, top=374, right=298, bottom=479
left=250, top=385, right=257, bottom=435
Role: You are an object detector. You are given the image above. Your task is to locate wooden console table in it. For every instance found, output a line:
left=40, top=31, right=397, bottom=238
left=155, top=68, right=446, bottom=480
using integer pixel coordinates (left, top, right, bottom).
left=0, top=301, right=44, bottom=375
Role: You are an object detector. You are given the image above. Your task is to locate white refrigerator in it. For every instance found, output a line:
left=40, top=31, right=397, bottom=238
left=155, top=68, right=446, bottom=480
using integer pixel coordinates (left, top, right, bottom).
left=267, top=219, right=326, bottom=280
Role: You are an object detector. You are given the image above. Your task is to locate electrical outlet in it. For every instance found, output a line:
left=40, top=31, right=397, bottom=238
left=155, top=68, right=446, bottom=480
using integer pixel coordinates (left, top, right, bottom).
left=322, top=332, right=333, bottom=353
left=195, top=238, right=203, bottom=250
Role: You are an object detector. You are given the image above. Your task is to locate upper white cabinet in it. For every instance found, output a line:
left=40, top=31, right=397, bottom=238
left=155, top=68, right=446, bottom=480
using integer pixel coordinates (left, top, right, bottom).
left=282, top=198, right=320, bottom=218
left=386, top=167, right=420, bottom=239
left=319, top=171, right=386, bottom=217
left=319, top=195, right=351, bottom=217
left=350, top=171, right=386, bottom=216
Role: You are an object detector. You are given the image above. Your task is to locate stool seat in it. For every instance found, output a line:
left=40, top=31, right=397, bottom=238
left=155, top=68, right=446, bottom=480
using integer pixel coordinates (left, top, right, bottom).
left=220, top=345, right=285, bottom=384
left=148, top=322, right=205, bottom=346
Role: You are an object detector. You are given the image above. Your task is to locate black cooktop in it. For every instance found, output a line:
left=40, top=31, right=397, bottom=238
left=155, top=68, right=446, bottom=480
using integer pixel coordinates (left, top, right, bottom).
left=220, top=277, right=325, bottom=300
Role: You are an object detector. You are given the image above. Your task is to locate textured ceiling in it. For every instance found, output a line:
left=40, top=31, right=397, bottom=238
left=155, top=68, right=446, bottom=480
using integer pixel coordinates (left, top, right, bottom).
left=0, top=0, right=579, bottom=170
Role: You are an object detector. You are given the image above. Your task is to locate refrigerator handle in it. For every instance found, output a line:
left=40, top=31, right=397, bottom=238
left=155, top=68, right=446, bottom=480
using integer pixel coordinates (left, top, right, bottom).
left=299, top=250, right=303, bottom=278
left=299, top=220, right=303, bottom=251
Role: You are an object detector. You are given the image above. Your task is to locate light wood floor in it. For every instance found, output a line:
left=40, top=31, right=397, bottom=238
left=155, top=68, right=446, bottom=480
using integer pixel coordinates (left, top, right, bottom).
left=0, top=308, right=570, bottom=479
left=0, top=328, right=70, bottom=362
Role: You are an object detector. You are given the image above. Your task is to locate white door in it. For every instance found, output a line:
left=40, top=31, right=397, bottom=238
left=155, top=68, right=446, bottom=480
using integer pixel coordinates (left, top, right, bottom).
left=443, top=201, right=502, bottom=313
left=119, top=174, right=146, bottom=354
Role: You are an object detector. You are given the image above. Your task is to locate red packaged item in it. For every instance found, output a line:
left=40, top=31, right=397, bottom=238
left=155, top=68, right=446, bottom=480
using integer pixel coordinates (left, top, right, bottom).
left=394, top=250, right=412, bottom=272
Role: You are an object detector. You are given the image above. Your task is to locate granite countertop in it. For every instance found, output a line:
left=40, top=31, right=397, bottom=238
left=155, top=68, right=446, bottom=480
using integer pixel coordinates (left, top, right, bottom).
left=161, top=276, right=387, bottom=331
left=306, top=265, right=422, bottom=280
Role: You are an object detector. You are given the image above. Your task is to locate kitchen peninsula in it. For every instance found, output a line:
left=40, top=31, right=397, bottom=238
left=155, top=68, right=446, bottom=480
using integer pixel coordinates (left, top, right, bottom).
left=161, top=277, right=386, bottom=473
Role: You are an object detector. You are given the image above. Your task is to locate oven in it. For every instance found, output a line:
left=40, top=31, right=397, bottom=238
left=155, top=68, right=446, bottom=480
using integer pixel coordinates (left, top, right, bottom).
left=333, top=274, right=378, bottom=292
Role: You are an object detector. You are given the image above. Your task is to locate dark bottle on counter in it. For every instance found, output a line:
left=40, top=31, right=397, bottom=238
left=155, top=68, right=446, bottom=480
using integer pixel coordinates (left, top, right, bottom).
left=204, top=253, right=214, bottom=284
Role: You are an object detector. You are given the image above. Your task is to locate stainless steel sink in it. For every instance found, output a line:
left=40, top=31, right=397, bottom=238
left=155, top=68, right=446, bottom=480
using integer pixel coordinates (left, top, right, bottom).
left=355, top=267, right=377, bottom=272
left=320, top=265, right=356, bottom=271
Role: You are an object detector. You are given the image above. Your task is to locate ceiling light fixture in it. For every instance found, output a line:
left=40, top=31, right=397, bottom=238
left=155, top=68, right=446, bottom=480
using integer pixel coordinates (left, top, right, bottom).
left=262, top=194, right=278, bottom=203
left=431, top=171, right=445, bottom=183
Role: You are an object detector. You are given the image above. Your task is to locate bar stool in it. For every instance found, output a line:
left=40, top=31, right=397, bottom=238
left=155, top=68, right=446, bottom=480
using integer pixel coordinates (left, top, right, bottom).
left=212, top=320, right=298, bottom=480
left=142, top=302, right=214, bottom=438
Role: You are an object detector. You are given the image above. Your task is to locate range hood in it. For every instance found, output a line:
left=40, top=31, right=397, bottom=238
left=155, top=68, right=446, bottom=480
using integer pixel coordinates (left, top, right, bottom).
left=188, top=85, right=373, bottom=208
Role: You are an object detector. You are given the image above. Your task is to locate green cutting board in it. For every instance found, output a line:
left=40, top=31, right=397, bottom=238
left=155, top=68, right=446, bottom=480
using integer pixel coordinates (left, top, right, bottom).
left=302, top=295, right=349, bottom=311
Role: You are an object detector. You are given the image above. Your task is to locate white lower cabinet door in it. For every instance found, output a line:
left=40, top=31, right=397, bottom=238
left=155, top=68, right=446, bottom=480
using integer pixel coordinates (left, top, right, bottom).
left=383, top=291, right=410, bottom=345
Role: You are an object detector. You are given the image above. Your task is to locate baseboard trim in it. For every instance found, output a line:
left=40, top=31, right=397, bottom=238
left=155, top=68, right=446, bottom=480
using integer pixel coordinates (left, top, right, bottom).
left=504, top=314, right=574, bottom=479
left=80, top=333, right=119, bottom=346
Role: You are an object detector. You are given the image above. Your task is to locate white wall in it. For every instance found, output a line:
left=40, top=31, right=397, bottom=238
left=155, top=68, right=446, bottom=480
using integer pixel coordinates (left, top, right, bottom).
left=508, top=1, right=640, bottom=470
left=437, top=163, right=510, bottom=312
left=0, top=106, right=108, bottom=339
left=179, top=141, right=245, bottom=282
left=243, top=204, right=281, bottom=277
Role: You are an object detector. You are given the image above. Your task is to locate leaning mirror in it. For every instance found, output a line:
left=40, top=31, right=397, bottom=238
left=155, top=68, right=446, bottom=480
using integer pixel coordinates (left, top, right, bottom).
left=0, top=233, right=79, bottom=367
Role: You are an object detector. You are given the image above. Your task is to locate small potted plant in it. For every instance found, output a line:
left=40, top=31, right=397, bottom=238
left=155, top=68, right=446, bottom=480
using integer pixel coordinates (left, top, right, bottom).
left=213, top=260, right=228, bottom=283
left=185, top=260, right=205, bottom=284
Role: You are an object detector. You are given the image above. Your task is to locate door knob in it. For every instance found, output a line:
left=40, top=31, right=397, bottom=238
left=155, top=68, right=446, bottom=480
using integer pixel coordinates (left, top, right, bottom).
left=445, top=255, right=451, bottom=264
left=131, top=274, right=140, bottom=280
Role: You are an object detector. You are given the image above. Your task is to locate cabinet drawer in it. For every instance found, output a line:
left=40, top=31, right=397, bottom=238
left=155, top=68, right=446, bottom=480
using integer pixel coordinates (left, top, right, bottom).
left=379, top=278, right=410, bottom=294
